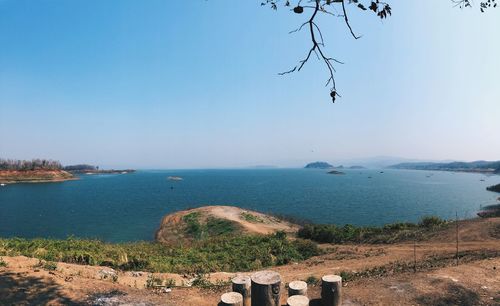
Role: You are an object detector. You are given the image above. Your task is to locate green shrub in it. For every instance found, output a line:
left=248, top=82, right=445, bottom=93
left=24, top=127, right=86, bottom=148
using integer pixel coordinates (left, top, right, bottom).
left=305, top=275, right=319, bottom=285
left=183, top=212, right=203, bottom=238
left=339, top=270, right=354, bottom=282
left=205, top=217, right=237, bottom=236
left=419, top=216, right=445, bottom=228
left=0, top=257, right=7, bottom=267
left=36, top=260, right=57, bottom=271
left=182, top=213, right=237, bottom=239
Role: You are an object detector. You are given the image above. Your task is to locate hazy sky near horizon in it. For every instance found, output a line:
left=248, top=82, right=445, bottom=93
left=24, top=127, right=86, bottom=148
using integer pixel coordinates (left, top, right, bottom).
left=1, top=0, right=499, bottom=168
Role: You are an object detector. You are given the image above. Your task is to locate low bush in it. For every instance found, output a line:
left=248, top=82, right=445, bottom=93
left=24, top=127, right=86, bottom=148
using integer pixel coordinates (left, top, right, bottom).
left=419, top=216, right=445, bottom=228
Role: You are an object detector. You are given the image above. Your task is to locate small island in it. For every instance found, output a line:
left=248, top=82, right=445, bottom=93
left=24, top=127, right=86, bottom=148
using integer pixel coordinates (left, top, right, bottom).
left=327, top=170, right=345, bottom=175
left=304, top=161, right=334, bottom=169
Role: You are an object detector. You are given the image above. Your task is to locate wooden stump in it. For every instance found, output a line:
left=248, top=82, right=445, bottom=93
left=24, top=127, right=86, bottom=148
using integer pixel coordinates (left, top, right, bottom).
left=288, top=280, right=307, bottom=296
left=232, top=275, right=251, bottom=306
left=251, top=270, right=281, bottom=306
left=321, top=275, right=342, bottom=306
left=220, top=292, right=243, bottom=306
left=287, top=295, right=310, bottom=306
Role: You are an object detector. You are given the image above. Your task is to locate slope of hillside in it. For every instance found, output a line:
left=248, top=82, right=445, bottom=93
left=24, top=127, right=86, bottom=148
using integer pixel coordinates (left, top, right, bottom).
left=155, top=206, right=299, bottom=244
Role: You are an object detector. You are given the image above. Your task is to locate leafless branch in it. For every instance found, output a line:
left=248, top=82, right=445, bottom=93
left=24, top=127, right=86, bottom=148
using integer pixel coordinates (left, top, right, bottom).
left=280, top=0, right=341, bottom=94
left=341, top=0, right=361, bottom=39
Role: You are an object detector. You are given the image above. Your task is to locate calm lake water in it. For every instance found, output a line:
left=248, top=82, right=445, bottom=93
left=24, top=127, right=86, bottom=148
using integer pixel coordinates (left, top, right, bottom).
left=0, top=169, right=499, bottom=242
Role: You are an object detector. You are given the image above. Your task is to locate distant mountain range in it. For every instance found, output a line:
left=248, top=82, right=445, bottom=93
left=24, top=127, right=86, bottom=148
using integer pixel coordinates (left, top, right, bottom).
left=325, top=156, right=454, bottom=169
left=388, top=160, right=500, bottom=174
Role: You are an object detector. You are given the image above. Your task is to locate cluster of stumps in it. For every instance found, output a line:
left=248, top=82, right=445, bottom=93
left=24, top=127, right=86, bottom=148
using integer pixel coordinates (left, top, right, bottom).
left=219, top=270, right=342, bottom=306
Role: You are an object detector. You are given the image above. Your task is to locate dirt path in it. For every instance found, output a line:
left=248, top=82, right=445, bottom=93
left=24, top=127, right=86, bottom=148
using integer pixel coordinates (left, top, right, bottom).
left=207, top=206, right=298, bottom=235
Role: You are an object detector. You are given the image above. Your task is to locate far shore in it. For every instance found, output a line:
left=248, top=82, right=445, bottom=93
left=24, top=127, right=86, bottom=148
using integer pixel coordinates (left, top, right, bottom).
left=0, top=169, right=77, bottom=185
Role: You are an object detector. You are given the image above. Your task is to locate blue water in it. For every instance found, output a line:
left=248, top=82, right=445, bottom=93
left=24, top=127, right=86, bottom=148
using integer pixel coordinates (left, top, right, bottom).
left=0, top=169, right=499, bottom=242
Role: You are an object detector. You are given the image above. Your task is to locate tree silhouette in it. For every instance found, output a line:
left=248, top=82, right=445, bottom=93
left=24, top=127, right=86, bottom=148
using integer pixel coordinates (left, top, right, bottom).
left=262, top=0, right=496, bottom=103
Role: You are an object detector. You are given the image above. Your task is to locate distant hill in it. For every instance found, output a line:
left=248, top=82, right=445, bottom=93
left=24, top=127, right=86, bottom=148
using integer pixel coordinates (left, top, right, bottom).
left=304, top=161, right=334, bottom=169
left=348, top=165, right=366, bottom=169
left=389, top=160, right=500, bottom=174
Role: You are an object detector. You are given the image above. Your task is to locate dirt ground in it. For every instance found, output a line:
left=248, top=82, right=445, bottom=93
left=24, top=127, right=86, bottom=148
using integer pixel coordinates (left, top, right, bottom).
left=1, top=217, right=499, bottom=305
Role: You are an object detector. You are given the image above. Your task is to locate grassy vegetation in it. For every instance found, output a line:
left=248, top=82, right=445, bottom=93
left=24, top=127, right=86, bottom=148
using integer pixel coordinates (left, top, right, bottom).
left=183, top=212, right=238, bottom=239
left=0, top=232, right=319, bottom=274
left=240, top=212, right=264, bottom=223
left=305, top=275, right=320, bottom=285
left=297, top=216, right=447, bottom=244
left=35, top=260, right=58, bottom=271
left=0, top=257, right=7, bottom=267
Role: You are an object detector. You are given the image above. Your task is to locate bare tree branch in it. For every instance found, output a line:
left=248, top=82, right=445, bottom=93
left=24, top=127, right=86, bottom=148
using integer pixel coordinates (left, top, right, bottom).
left=341, top=0, right=361, bottom=39
left=262, top=0, right=494, bottom=102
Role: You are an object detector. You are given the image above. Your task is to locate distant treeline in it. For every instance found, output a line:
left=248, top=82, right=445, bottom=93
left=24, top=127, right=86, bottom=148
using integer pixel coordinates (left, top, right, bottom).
left=0, top=159, right=136, bottom=173
left=389, top=160, right=500, bottom=173
left=63, top=164, right=98, bottom=171
left=0, top=159, right=62, bottom=171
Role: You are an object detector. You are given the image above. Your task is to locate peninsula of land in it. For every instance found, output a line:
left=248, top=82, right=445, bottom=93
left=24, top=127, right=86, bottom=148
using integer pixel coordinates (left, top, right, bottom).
left=0, top=169, right=75, bottom=184
left=0, top=159, right=134, bottom=184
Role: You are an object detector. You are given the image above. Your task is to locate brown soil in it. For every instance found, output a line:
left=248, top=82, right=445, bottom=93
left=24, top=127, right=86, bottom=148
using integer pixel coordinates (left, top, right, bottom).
left=0, top=170, right=76, bottom=184
left=155, top=205, right=299, bottom=244
left=1, top=217, right=499, bottom=305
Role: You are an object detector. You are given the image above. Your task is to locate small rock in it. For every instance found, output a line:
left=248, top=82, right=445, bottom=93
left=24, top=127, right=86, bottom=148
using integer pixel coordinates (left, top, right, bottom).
left=98, top=269, right=117, bottom=280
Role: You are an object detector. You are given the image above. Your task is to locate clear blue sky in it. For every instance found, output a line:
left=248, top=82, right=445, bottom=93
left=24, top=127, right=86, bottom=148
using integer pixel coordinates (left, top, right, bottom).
left=1, top=0, right=499, bottom=168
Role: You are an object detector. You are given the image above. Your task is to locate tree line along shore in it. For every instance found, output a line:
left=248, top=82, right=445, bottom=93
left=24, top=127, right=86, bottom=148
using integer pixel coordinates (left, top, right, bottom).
left=0, top=159, right=134, bottom=184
